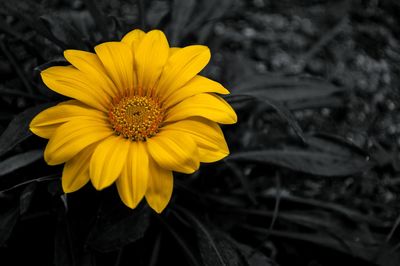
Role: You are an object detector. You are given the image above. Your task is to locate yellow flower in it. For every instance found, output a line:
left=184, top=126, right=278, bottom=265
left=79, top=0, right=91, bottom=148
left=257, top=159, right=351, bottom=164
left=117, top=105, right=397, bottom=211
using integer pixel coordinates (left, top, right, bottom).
left=30, top=29, right=237, bottom=213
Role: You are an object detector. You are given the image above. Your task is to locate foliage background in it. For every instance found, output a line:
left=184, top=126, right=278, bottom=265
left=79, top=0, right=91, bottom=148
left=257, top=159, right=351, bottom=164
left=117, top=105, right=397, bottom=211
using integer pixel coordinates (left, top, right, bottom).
left=0, top=0, right=400, bottom=265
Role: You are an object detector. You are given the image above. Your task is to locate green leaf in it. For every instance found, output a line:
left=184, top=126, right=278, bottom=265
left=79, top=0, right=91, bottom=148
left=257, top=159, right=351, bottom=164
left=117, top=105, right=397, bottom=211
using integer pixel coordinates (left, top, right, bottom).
left=228, top=135, right=373, bottom=177
left=0, top=150, right=43, bottom=177
left=0, top=103, right=53, bottom=157
left=86, top=205, right=150, bottom=252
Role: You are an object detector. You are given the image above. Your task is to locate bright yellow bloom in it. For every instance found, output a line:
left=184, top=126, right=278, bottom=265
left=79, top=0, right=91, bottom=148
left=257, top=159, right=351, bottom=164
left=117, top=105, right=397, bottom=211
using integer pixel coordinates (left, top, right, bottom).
left=30, top=29, right=237, bottom=213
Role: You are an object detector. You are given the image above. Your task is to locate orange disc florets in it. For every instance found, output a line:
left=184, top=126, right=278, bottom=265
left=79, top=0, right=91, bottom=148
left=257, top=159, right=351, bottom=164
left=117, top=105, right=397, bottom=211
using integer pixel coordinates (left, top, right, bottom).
left=109, top=95, right=164, bottom=141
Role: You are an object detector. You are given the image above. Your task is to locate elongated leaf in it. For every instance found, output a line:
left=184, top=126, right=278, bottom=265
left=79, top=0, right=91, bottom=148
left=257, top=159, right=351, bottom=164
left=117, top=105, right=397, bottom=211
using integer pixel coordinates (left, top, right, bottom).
left=259, top=97, right=305, bottom=143
left=0, top=150, right=43, bottom=177
left=229, top=135, right=373, bottom=176
left=158, top=215, right=202, bottom=266
left=229, top=149, right=371, bottom=176
left=0, top=205, right=19, bottom=246
left=233, top=74, right=343, bottom=100
left=225, top=94, right=306, bottom=142
left=86, top=206, right=150, bottom=252
left=230, top=73, right=344, bottom=111
left=1, top=1, right=66, bottom=49
left=40, top=13, right=88, bottom=50
left=82, top=0, right=110, bottom=40
left=19, top=182, right=37, bottom=215
left=243, top=226, right=392, bottom=264
left=185, top=0, right=234, bottom=43
left=0, top=103, right=53, bottom=157
left=55, top=217, right=77, bottom=266
left=146, top=1, right=169, bottom=28
left=176, top=208, right=236, bottom=266
left=236, top=243, right=272, bottom=266
left=34, top=57, right=68, bottom=73
left=259, top=192, right=383, bottom=226
left=168, top=0, right=196, bottom=46
left=224, top=160, right=257, bottom=204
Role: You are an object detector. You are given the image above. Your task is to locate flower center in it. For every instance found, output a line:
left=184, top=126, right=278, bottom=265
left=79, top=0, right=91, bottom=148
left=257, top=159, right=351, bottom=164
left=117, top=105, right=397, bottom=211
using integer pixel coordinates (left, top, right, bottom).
left=109, top=96, right=164, bottom=141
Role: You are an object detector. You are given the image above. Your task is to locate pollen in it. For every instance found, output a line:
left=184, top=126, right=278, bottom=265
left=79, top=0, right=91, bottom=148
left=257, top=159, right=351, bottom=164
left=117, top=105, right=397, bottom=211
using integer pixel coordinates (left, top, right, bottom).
left=109, top=95, right=164, bottom=141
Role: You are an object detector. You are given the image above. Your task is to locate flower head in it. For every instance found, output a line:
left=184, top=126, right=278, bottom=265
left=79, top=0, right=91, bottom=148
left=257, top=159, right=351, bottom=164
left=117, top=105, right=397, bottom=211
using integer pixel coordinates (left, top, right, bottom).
left=30, top=29, right=237, bottom=213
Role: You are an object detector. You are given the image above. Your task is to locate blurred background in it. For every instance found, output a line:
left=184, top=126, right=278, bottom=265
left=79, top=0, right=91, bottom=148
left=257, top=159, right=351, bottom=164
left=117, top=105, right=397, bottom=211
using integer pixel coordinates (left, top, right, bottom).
left=0, top=0, right=399, bottom=265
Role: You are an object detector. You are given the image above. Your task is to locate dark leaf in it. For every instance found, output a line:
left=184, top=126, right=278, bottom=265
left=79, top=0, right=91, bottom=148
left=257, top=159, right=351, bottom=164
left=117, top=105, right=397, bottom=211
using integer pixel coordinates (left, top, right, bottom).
left=177, top=208, right=242, bottom=266
left=195, top=0, right=234, bottom=43
left=40, top=12, right=88, bottom=50
left=158, top=215, right=202, bottom=266
left=34, top=56, right=68, bottom=73
left=54, top=215, right=78, bottom=266
left=86, top=205, right=150, bottom=252
left=0, top=149, right=43, bottom=177
left=230, top=73, right=344, bottom=110
left=0, top=205, right=19, bottom=246
left=258, top=192, right=384, bottom=226
left=19, top=182, right=37, bottom=215
left=167, top=0, right=196, bottom=46
left=236, top=243, right=272, bottom=266
left=0, top=38, right=33, bottom=94
left=146, top=1, right=170, bottom=28
left=260, top=96, right=306, bottom=143
left=310, top=133, right=369, bottom=156
left=232, top=74, right=343, bottom=100
left=243, top=226, right=391, bottom=264
left=225, top=94, right=306, bottom=142
left=0, top=84, right=47, bottom=101
left=1, top=1, right=66, bottom=49
left=47, top=179, right=63, bottom=197
left=82, top=0, right=110, bottom=40
left=224, top=160, right=257, bottom=204
left=0, top=103, right=53, bottom=157
left=228, top=135, right=373, bottom=177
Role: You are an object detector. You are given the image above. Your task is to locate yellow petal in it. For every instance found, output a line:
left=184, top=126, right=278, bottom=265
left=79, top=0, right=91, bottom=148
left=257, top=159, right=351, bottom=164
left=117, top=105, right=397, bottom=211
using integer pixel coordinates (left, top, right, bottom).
left=147, top=130, right=199, bottom=174
left=116, top=141, right=149, bottom=209
left=157, top=45, right=210, bottom=100
left=44, top=118, right=113, bottom=165
left=94, top=42, right=135, bottom=94
left=169, top=47, right=180, bottom=56
left=64, top=50, right=119, bottom=98
left=30, top=100, right=107, bottom=139
left=165, top=93, right=237, bottom=124
left=164, top=75, right=229, bottom=108
left=90, top=135, right=130, bottom=190
left=145, top=157, right=173, bottom=213
left=135, top=30, right=169, bottom=94
left=163, top=117, right=229, bottom=163
left=62, top=143, right=98, bottom=193
left=121, top=29, right=146, bottom=53
left=41, top=66, right=110, bottom=112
